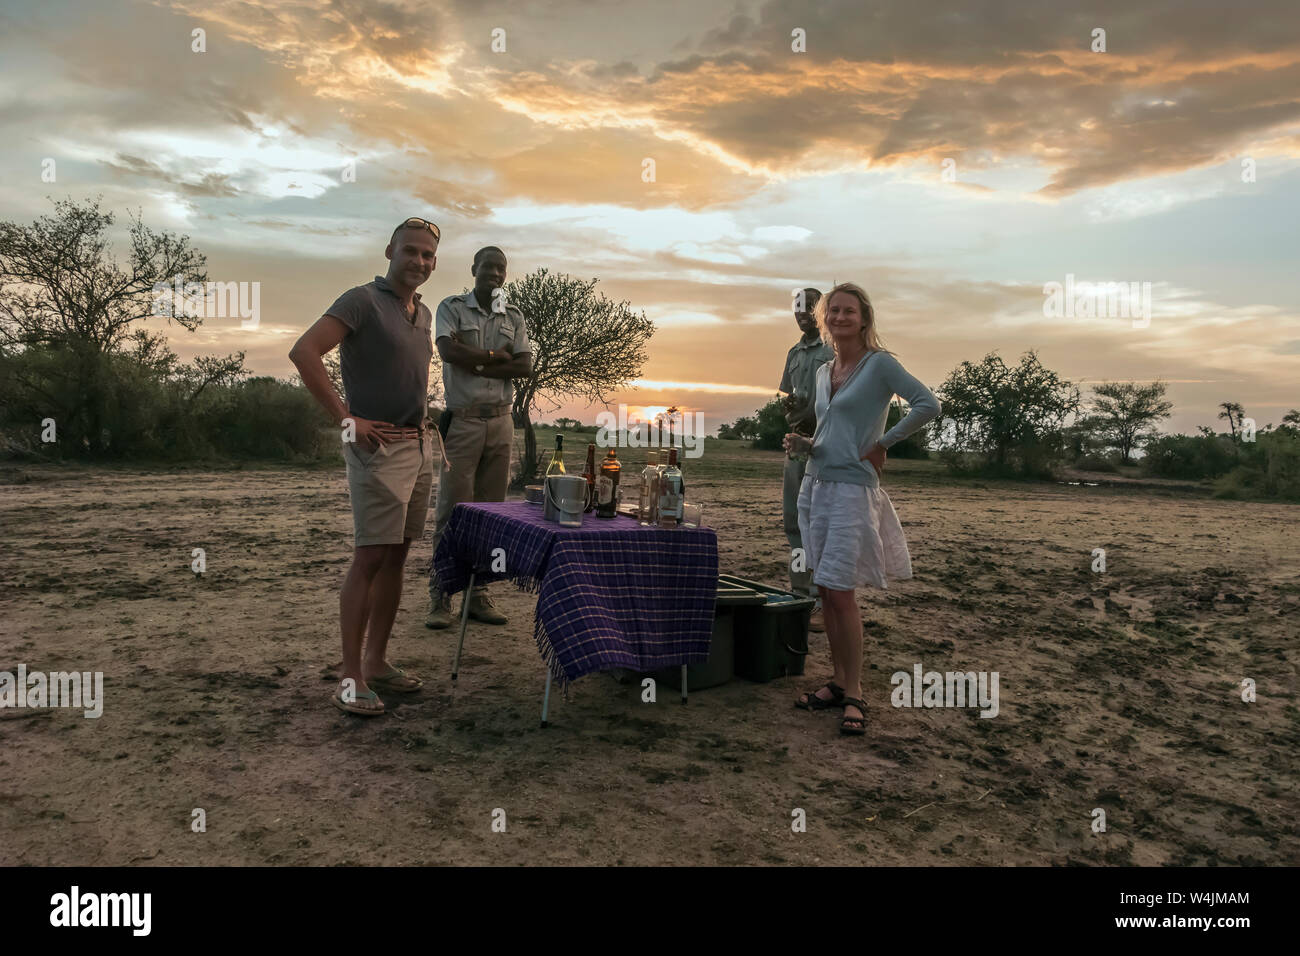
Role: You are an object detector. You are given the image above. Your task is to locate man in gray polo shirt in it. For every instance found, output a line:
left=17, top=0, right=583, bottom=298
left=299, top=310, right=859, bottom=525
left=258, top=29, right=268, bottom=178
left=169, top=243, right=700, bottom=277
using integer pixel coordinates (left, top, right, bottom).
left=289, top=218, right=439, bottom=716
left=426, top=246, right=532, bottom=629
left=780, top=287, right=834, bottom=632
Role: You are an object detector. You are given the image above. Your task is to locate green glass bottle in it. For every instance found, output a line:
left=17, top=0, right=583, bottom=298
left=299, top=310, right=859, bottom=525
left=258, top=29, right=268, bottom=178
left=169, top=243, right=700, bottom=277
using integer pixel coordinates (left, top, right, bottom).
left=546, top=434, right=565, bottom=476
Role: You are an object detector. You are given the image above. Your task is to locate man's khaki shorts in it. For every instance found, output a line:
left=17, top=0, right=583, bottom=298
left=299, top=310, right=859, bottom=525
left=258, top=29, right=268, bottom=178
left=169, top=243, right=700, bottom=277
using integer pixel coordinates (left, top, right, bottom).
left=344, top=437, right=435, bottom=547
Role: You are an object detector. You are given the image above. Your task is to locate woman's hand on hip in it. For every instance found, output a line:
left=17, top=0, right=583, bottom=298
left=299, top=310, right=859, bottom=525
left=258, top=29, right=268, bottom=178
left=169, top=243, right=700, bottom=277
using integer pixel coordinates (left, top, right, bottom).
left=861, top=442, right=886, bottom=477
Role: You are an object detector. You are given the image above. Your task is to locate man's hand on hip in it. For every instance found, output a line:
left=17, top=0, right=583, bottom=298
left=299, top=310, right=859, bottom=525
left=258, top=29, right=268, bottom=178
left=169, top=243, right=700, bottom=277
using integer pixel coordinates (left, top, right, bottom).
left=348, top=415, right=396, bottom=451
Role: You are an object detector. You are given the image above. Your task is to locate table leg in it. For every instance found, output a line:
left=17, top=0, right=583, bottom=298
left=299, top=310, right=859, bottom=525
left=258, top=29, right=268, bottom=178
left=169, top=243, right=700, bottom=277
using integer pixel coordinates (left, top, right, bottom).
left=681, top=664, right=688, bottom=705
left=541, top=669, right=553, bottom=728
left=451, top=571, right=475, bottom=682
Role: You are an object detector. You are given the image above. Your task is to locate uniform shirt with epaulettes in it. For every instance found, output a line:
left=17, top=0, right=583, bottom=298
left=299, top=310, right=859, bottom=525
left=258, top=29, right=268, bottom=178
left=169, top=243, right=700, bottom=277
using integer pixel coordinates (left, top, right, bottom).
left=779, top=334, right=835, bottom=430
left=435, top=289, right=532, bottom=410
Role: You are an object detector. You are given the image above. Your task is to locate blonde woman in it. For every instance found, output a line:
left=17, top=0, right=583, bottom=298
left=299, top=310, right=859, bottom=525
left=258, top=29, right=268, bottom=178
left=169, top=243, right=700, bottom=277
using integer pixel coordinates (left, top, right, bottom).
left=783, top=283, right=940, bottom=736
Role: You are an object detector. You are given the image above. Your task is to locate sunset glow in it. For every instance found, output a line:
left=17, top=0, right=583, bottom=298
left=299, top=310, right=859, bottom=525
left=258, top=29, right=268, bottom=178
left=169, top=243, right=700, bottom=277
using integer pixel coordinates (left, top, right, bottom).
left=0, top=0, right=1295, bottom=434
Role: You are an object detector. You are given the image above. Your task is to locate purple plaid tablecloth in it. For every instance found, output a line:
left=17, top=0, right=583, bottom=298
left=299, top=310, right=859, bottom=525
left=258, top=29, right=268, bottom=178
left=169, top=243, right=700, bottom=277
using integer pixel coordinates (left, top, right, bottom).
left=432, top=501, right=719, bottom=687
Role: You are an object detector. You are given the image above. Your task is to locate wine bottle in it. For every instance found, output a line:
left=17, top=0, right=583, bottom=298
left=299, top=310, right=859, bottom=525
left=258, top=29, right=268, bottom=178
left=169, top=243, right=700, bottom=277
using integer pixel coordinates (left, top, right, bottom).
left=639, top=450, right=659, bottom=525
left=582, top=443, right=597, bottom=512
left=596, top=449, right=620, bottom=518
left=546, top=434, right=565, bottom=477
left=658, top=447, right=683, bottom=527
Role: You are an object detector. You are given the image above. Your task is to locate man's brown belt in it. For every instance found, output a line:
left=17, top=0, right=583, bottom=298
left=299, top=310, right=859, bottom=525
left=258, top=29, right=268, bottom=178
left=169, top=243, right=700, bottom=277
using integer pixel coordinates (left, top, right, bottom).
left=451, top=403, right=511, bottom=419
left=381, top=425, right=426, bottom=440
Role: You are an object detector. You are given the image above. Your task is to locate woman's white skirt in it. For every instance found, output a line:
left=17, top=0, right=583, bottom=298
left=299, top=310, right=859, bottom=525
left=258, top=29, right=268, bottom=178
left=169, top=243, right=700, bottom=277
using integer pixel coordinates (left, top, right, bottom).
left=797, top=475, right=913, bottom=592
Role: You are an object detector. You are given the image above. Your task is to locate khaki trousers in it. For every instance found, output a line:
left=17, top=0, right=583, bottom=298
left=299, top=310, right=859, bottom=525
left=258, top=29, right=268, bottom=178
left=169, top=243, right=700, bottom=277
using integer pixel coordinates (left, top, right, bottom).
left=783, top=455, right=814, bottom=598
left=429, top=412, right=514, bottom=601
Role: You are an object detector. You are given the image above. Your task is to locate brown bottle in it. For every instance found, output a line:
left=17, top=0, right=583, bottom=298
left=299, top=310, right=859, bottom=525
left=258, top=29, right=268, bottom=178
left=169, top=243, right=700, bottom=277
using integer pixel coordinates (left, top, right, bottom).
left=596, top=449, right=621, bottom=518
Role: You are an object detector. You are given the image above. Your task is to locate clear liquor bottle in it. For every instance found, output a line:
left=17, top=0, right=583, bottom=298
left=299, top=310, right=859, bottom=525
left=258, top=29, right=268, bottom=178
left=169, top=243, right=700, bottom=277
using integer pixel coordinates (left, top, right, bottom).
left=582, top=443, right=597, bottom=512
left=639, top=450, right=659, bottom=525
left=658, top=447, right=683, bottom=527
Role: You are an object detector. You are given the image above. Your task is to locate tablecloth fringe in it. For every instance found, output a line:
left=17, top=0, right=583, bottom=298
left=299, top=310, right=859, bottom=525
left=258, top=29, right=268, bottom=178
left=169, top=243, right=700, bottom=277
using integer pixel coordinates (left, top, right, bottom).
left=509, top=572, right=542, bottom=595
left=438, top=571, right=542, bottom=597
left=533, top=617, right=571, bottom=691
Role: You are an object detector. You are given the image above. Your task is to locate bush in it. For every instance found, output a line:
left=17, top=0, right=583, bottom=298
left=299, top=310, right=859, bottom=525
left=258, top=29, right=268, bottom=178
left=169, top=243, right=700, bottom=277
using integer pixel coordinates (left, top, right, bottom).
left=1142, top=432, right=1236, bottom=480
left=1213, top=428, right=1300, bottom=500
left=203, top=377, right=336, bottom=460
left=936, top=450, right=995, bottom=477
left=1073, top=454, right=1118, bottom=473
left=0, top=343, right=338, bottom=463
left=752, top=397, right=787, bottom=451
left=935, top=426, right=1066, bottom=480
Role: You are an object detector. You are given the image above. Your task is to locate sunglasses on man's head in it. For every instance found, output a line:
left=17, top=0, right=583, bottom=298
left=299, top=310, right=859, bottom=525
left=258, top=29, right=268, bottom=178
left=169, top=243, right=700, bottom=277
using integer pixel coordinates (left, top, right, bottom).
left=399, top=217, right=441, bottom=242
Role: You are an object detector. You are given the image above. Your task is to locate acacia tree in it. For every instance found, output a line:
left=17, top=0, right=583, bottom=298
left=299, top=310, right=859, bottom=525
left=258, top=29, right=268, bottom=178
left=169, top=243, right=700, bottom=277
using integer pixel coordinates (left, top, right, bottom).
left=933, top=350, right=1080, bottom=476
left=1083, top=380, right=1173, bottom=463
left=664, top=405, right=681, bottom=447
left=0, top=196, right=243, bottom=455
left=1218, top=401, right=1245, bottom=440
left=504, top=269, right=655, bottom=484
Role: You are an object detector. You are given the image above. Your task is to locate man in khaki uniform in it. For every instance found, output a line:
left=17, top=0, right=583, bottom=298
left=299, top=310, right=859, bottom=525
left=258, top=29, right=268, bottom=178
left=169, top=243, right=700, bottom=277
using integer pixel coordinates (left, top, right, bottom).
left=426, top=246, right=532, bottom=628
left=780, top=287, right=834, bottom=632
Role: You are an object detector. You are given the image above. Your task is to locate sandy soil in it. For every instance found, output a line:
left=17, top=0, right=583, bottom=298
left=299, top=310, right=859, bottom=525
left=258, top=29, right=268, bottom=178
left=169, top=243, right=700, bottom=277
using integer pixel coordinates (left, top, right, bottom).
left=2, top=448, right=1297, bottom=866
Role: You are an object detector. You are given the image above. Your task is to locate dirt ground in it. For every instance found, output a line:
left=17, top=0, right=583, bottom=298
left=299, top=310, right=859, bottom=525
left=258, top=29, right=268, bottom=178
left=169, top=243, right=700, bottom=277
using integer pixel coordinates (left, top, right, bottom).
left=2, top=446, right=1297, bottom=866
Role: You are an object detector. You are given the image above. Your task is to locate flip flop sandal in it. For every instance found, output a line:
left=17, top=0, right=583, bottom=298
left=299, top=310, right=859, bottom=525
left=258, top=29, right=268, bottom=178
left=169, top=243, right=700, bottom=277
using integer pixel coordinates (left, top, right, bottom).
left=332, top=686, right=385, bottom=716
left=839, top=697, right=867, bottom=736
left=795, top=680, right=845, bottom=711
left=366, top=666, right=423, bottom=694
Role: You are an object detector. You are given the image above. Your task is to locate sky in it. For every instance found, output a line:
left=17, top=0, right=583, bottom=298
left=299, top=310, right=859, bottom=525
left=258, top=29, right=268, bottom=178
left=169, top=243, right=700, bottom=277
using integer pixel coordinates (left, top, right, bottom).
left=1, top=0, right=1297, bottom=435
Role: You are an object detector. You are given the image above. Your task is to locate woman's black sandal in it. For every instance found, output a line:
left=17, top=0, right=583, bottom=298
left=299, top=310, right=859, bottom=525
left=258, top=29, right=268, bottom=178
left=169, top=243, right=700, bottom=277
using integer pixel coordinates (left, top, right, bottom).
left=796, top=681, right=845, bottom=711
left=839, top=697, right=867, bottom=735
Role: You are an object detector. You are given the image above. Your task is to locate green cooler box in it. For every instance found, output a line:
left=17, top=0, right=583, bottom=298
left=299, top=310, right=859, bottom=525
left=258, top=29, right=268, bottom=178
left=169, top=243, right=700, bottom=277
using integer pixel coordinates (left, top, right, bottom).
left=720, top=574, right=815, bottom=682
left=656, top=580, right=767, bottom=691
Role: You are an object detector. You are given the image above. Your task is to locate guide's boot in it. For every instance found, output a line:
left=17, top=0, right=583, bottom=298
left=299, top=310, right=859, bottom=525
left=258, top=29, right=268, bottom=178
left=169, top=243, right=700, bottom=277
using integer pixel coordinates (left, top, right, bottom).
left=425, top=582, right=453, bottom=629
left=467, top=589, right=508, bottom=625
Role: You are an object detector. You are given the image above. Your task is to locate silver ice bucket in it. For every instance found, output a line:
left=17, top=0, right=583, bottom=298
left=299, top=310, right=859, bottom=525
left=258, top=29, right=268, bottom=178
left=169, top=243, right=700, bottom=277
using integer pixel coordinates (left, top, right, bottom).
left=544, top=475, right=587, bottom=526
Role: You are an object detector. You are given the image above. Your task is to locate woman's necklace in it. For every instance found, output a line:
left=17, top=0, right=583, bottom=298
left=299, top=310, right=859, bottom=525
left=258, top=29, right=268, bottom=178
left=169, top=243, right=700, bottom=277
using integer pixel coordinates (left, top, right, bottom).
left=831, top=349, right=867, bottom=391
